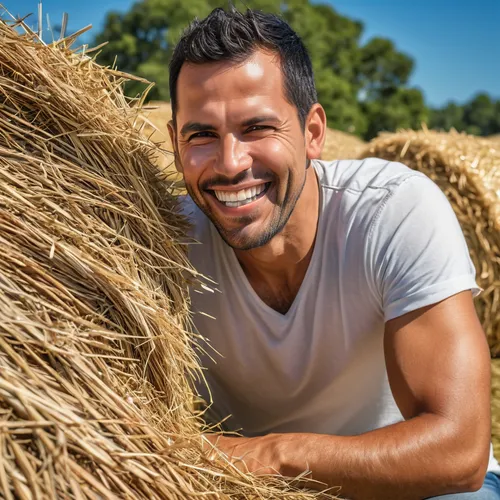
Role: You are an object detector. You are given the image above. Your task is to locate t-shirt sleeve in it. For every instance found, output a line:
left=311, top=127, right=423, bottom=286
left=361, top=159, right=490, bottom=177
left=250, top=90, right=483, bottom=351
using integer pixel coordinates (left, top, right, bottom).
left=367, top=173, right=480, bottom=322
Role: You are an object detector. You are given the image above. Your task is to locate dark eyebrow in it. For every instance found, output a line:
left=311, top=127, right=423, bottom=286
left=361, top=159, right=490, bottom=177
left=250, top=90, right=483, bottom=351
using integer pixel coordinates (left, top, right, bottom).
left=242, top=115, right=280, bottom=127
left=180, top=122, right=216, bottom=137
left=180, top=115, right=280, bottom=137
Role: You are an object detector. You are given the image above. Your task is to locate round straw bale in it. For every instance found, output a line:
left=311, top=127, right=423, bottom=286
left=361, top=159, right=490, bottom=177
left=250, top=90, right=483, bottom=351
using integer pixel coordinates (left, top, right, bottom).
left=137, top=101, right=175, bottom=170
left=321, top=128, right=365, bottom=161
left=489, top=134, right=500, bottom=147
left=0, top=16, right=331, bottom=499
left=136, top=101, right=183, bottom=194
left=361, top=130, right=500, bottom=355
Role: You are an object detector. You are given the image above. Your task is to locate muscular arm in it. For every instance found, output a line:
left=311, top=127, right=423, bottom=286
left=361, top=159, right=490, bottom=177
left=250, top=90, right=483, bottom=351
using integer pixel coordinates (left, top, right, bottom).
left=207, top=291, right=491, bottom=499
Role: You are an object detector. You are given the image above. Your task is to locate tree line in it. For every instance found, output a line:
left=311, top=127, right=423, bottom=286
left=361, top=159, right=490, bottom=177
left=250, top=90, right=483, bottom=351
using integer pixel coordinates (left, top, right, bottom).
left=94, top=0, right=499, bottom=140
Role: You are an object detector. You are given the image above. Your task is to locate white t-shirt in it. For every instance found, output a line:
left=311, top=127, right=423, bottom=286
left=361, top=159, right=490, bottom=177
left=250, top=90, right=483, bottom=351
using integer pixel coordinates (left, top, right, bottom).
left=181, top=158, right=500, bottom=473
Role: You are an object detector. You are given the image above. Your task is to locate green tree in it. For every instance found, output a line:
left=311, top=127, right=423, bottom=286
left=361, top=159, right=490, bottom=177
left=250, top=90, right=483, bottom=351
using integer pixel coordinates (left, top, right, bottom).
left=494, top=101, right=500, bottom=133
left=94, top=0, right=427, bottom=139
left=428, top=93, right=500, bottom=136
left=428, top=103, right=465, bottom=132
left=95, top=0, right=214, bottom=100
left=357, top=38, right=428, bottom=138
left=463, top=93, right=498, bottom=136
left=358, top=38, right=413, bottom=97
left=363, top=88, right=428, bottom=140
left=283, top=1, right=367, bottom=134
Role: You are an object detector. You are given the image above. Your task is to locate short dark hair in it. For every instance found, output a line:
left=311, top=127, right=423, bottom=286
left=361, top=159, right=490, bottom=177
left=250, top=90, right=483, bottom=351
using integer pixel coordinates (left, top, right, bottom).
left=169, top=7, right=317, bottom=130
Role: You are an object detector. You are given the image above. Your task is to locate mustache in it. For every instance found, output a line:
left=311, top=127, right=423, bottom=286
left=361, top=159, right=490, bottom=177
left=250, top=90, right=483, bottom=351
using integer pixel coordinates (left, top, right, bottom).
left=201, top=171, right=275, bottom=190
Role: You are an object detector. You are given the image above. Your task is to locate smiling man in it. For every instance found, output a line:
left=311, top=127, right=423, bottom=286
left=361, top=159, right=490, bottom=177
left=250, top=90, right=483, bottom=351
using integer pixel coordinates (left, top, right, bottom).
left=167, top=7, right=500, bottom=500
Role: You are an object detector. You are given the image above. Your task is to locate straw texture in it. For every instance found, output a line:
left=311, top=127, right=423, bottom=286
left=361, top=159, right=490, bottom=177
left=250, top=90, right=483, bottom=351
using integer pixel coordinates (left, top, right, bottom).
left=320, top=128, right=365, bottom=161
left=138, top=101, right=176, bottom=175
left=0, top=15, right=333, bottom=499
left=361, top=130, right=500, bottom=355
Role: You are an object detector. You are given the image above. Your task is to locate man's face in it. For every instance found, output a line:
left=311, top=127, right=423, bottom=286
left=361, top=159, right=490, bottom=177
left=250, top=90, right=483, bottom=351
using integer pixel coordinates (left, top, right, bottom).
left=170, top=50, right=309, bottom=250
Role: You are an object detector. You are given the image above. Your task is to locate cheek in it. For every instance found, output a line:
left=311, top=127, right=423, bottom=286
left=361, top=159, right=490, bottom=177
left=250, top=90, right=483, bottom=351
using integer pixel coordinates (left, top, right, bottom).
left=263, top=137, right=293, bottom=157
left=249, top=139, right=284, bottom=173
left=180, top=146, right=215, bottom=184
left=190, top=144, right=216, bottom=164
left=252, top=138, right=301, bottom=180
left=260, top=134, right=302, bottom=163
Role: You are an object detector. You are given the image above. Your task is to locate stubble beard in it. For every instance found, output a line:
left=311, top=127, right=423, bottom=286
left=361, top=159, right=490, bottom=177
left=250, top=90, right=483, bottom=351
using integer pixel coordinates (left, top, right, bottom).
left=186, top=170, right=307, bottom=251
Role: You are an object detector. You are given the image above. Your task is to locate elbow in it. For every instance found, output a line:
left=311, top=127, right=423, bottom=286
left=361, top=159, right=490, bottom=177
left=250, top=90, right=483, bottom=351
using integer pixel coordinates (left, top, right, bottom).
left=459, top=459, right=489, bottom=493
left=447, top=442, right=489, bottom=493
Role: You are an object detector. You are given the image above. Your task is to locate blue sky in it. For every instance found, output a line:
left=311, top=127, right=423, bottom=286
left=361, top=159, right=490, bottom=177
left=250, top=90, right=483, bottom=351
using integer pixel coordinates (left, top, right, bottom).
left=9, top=0, right=500, bottom=107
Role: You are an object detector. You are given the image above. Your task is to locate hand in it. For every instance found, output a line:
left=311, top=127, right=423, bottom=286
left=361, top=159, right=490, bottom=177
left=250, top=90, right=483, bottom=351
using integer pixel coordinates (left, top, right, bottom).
left=201, top=433, right=285, bottom=476
left=201, top=433, right=333, bottom=494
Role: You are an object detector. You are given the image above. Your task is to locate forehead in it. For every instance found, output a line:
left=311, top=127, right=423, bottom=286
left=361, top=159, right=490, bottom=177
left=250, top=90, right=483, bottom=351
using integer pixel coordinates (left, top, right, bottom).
left=176, top=50, right=290, bottom=119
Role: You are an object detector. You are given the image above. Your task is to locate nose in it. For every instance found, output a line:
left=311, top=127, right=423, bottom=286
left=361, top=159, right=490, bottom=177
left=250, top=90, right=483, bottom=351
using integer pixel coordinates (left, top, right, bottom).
left=213, top=134, right=252, bottom=177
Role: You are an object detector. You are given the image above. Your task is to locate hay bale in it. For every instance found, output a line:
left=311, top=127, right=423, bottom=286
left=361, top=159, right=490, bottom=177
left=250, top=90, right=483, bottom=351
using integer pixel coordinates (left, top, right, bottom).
left=361, top=130, right=500, bottom=355
left=0, top=16, right=330, bottom=499
left=138, top=101, right=175, bottom=170
left=321, top=128, right=365, bottom=161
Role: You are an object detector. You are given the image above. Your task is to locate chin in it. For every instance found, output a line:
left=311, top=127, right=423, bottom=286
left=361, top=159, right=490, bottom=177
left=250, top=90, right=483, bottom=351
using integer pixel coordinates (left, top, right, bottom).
left=216, top=222, right=279, bottom=251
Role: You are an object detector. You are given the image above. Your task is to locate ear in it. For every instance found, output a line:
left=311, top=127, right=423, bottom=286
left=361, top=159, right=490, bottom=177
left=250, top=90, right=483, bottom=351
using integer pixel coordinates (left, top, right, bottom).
left=304, top=103, right=327, bottom=161
left=167, top=120, right=183, bottom=174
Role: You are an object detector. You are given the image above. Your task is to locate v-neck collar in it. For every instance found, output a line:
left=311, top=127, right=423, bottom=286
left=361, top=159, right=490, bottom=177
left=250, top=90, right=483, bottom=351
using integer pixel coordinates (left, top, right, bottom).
left=220, top=164, right=324, bottom=320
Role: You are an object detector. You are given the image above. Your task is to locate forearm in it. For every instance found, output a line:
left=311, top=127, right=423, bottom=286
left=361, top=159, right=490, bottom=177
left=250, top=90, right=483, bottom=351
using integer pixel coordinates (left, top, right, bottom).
left=280, top=413, right=485, bottom=500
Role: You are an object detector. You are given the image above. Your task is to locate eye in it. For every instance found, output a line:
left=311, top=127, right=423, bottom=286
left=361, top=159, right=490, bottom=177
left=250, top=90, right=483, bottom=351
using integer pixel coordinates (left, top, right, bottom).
left=245, top=125, right=273, bottom=133
left=188, top=131, right=216, bottom=141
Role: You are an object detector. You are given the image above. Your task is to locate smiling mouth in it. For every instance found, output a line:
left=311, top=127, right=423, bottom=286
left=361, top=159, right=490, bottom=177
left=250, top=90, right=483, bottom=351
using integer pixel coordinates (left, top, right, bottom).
left=208, top=183, right=271, bottom=208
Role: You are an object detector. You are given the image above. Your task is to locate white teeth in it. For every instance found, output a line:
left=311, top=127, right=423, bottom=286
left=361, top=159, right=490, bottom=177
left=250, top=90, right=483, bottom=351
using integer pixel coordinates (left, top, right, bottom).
left=213, top=183, right=268, bottom=207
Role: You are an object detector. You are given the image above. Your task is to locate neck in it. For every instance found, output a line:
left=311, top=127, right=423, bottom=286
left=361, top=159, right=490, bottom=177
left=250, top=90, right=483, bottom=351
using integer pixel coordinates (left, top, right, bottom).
left=234, top=165, right=320, bottom=286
